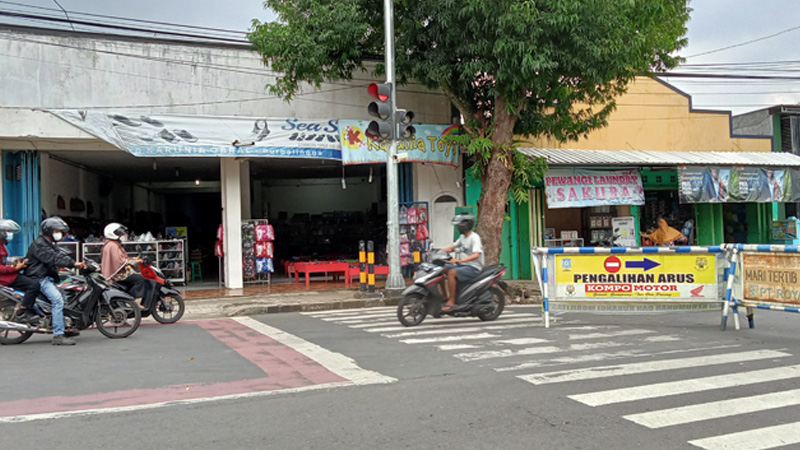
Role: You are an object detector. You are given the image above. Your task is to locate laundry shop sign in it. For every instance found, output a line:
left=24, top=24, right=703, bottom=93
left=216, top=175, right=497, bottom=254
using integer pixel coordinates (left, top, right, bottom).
left=544, top=168, right=645, bottom=209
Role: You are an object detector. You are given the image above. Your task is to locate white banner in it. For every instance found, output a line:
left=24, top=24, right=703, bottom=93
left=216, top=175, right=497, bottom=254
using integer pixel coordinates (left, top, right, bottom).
left=49, top=111, right=342, bottom=159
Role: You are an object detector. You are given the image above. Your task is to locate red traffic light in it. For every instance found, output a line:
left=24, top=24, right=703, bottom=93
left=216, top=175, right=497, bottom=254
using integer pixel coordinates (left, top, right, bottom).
left=368, top=83, right=391, bottom=102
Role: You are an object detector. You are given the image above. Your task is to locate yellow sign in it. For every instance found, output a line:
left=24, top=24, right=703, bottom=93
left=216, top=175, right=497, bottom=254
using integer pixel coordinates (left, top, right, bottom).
left=554, top=254, right=716, bottom=299
left=743, top=252, right=800, bottom=305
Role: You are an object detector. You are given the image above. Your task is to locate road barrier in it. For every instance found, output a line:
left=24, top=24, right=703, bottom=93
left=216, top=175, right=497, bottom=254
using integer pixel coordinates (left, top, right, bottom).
left=532, top=246, right=727, bottom=328
left=722, top=244, right=800, bottom=331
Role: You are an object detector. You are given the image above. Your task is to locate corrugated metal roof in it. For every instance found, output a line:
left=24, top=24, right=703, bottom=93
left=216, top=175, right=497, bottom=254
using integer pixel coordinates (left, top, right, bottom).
left=518, top=148, right=800, bottom=167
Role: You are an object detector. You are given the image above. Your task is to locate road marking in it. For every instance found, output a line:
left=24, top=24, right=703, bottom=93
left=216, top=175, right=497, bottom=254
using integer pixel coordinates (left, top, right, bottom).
left=437, top=344, right=480, bottom=350
left=570, top=364, right=800, bottom=407
left=688, top=422, right=800, bottom=450
left=491, top=337, right=550, bottom=346
left=625, top=387, right=800, bottom=429
left=399, top=332, right=500, bottom=344
left=365, top=315, right=540, bottom=333
left=234, top=317, right=395, bottom=385
left=0, top=318, right=395, bottom=424
left=382, top=321, right=543, bottom=338
left=567, top=329, right=656, bottom=340
left=518, top=350, right=790, bottom=385
left=302, top=307, right=394, bottom=317
left=455, top=346, right=563, bottom=362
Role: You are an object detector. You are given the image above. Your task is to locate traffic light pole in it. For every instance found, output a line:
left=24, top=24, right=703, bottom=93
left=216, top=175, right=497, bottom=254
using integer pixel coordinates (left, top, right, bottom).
left=383, top=0, right=405, bottom=291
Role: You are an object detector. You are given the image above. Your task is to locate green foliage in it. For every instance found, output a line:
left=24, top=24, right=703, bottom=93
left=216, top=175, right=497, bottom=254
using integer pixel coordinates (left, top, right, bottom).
left=249, top=0, right=689, bottom=206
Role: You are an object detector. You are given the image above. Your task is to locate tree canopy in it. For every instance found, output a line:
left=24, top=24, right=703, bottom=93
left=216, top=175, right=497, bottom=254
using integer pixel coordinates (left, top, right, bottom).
left=249, top=0, right=690, bottom=264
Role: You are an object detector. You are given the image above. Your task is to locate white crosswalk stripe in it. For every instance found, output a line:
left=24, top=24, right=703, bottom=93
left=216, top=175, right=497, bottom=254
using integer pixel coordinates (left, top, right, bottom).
left=688, top=422, right=800, bottom=450
left=570, top=364, right=800, bottom=407
left=303, top=306, right=800, bottom=449
left=519, top=350, right=791, bottom=385
left=623, top=387, right=800, bottom=428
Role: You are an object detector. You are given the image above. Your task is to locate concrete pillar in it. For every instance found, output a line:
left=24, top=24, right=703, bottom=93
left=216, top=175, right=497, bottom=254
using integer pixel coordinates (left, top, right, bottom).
left=220, top=158, right=243, bottom=289
left=239, top=159, right=251, bottom=220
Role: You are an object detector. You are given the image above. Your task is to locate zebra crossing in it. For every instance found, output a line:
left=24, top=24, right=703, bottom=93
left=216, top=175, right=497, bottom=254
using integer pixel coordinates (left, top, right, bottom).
left=302, top=306, right=800, bottom=449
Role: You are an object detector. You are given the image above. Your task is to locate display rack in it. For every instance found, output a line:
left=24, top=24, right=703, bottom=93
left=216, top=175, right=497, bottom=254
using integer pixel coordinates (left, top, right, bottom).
left=399, top=201, right=430, bottom=273
left=82, top=239, right=186, bottom=284
left=242, top=219, right=273, bottom=285
left=56, top=241, right=80, bottom=262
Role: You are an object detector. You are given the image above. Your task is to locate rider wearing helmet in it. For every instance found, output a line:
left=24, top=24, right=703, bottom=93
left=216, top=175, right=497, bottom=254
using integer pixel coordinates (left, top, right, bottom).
left=0, top=219, right=40, bottom=324
left=440, top=213, right=484, bottom=311
left=100, top=223, right=155, bottom=309
left=25, top=216, right=86, bottom=345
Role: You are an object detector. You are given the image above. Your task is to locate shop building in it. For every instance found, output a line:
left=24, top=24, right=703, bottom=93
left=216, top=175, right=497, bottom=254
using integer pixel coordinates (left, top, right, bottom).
left=467, top=77, right=798, bottom=279
left=0, top=25, right=461, bottom=288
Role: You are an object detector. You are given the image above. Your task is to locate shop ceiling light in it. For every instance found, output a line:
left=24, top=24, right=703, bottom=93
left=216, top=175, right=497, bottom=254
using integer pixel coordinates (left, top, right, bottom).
left=195, top=179, right=200, bottom=185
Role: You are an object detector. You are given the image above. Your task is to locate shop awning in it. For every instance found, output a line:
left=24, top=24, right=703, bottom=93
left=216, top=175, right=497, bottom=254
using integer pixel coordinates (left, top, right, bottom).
left=519, top=148, right=800, bottom=167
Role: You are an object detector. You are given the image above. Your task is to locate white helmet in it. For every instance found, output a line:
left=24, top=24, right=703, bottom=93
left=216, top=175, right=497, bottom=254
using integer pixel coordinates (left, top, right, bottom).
left=0, top=219, right=21, bottom=243
left=104, top=223, right=129, bottom=240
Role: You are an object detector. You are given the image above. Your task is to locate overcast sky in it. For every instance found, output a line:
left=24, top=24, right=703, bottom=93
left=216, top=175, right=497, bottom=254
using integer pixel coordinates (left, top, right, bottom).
left=4, top=0, right=800, bottom=116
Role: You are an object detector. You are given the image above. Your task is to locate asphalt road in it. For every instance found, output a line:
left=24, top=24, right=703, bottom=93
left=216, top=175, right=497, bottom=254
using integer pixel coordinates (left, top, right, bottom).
left=1, top=306, right=799, bottom=450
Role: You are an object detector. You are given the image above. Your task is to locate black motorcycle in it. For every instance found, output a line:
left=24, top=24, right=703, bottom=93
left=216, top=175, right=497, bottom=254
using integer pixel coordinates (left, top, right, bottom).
left=397, top=250, right=507, bottom=326
left=0, top=259, right=142, bottom=345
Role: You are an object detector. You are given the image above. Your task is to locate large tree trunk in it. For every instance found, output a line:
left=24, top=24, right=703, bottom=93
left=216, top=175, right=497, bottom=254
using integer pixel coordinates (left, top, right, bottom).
left=475, top=96, right=517, bottom=266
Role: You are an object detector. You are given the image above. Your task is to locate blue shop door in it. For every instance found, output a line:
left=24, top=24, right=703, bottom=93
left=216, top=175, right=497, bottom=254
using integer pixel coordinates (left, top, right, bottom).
left=3, top=151, right=41, bottom=257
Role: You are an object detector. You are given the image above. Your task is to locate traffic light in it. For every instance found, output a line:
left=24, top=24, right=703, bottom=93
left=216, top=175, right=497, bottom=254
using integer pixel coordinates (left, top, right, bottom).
left=397, top=109, right=415, bottom=140
left=366, top=82, right=393, bottom=141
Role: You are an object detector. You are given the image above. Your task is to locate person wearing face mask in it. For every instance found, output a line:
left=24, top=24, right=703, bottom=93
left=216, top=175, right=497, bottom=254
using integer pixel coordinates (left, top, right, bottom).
left=439, top=213, right=484, bottom=311
left=0, top=219, right=40, bottom=324
left=100, top=223, right=155, bottom=309
left=24, top=216, right=86, bottom=345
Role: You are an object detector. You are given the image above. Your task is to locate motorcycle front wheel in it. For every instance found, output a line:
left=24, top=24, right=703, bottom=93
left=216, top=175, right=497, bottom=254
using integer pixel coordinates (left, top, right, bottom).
left=397, top=294, right=427, bottom=327
left=95, top=297, right=142, bottom=338
left=477, top=287, right=505, bottom=322
left=152, top=293, right=185, bottom=324
left=0, top=301, right=33, bottom=345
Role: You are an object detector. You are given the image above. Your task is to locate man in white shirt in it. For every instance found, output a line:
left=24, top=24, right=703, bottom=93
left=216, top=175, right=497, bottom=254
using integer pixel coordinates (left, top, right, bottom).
left=440, top=213, right=484, bottom=311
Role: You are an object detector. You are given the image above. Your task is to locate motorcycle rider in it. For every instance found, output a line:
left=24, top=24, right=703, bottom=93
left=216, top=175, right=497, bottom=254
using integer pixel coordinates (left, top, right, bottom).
left=100, top=223, right=155, bottom=309
left=440, top=213, right=484, bottom=311
left=0, top=219, right=40, bottom=324
left=25, top=217, right=86, bottom=345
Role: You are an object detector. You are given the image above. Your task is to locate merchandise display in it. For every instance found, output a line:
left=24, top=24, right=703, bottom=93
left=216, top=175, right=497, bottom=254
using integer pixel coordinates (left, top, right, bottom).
left=242, top=219, right=273, bottom=284
left=399, top=201, right=430, bottom=269
left=82, top=238, right=186, bottom=284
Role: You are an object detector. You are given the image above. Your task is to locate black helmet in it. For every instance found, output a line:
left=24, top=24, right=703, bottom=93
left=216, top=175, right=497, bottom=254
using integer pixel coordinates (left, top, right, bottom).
left=41, top=216, right=69, bottom=237
left=452, top=213, right=475, bottom=232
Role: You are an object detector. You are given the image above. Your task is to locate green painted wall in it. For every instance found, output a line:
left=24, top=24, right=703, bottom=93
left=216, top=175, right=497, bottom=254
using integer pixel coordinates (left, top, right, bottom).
left=695, top=203, right=723, bottom=245
left=463, top=176, right=531, bottom=279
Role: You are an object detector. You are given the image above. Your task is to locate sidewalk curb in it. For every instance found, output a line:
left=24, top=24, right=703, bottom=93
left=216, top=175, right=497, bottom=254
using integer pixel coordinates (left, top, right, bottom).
left=223, top=297, right=402, bottom=317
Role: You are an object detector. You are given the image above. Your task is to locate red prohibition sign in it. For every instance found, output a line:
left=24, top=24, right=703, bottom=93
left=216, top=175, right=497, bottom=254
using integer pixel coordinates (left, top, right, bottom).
left=604, top=256, right=622, bottom=273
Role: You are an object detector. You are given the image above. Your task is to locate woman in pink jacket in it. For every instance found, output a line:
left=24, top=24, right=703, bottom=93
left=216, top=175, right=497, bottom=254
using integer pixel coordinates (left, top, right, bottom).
left=100, top=223, right=155, bottom=308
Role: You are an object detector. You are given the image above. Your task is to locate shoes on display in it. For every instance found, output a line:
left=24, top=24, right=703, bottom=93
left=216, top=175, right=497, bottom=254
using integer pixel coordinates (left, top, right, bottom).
left=140, top=116, right=164, bottom=127
left=173, top=129, right=198, bottom=143
left=109, top=114, right=141, bottom=127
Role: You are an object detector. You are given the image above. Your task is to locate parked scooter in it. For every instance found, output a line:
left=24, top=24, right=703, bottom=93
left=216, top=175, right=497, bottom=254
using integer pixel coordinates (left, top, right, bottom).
left=397, top=250, right=507, bottom=326
left=134, top=259, right=185, bottom=324
left=0, top=259, right=142, bottom=345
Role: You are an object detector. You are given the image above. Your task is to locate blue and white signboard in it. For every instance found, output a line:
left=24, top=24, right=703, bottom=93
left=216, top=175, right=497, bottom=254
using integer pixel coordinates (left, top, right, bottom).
left=49, top=110, right=342, bottom=160
left=339, top=120, right=459, bottom=166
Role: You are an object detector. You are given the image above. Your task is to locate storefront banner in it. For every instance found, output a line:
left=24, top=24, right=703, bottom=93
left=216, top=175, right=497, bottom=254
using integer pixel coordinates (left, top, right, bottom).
left=544, top=168, right=644, bottom=209
left=554, top=254, right=717, bottom=300
left=678, top=166, right=800, bottom=203
left=742, top=252, right=800, bottom=305
left=338, top=120, right=459, bottom=166
left=611, top=217, right=637, bottom=247
left=49, top=110, right=342, bottom=159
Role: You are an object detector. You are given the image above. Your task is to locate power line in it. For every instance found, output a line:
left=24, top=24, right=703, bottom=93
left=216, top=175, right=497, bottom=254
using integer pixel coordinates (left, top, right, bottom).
left=50, top=0, right=72, bottom=31
left=687, top=24, right=800, bottom=59
left=660, top=73, right=800, bottom=81
left=0, top=0, right=248, bottom=35
left=0, top=10, right=249, bottom=43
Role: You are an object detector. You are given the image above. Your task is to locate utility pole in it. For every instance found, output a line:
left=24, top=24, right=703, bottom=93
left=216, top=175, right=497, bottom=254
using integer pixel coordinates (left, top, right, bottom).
left=383, top=0, right=405, bottom=292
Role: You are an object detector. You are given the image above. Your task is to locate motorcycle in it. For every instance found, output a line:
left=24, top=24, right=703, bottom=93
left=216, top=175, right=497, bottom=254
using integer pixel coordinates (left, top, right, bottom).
left=397, top=250, right=507, bottom=326
left=0, top=259, right=142, bottom=345
left=133, top=259, right=185, bottom=324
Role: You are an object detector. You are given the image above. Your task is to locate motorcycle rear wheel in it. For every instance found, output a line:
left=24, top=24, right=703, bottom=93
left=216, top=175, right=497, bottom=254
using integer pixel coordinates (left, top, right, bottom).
left=397, top=294, right=427, bottom=327
left=152, top=293, right=185, bottom=324
left=95, top=297, right=142, bottom=338
left=0, top=301, right=33, bottom=345
left=477, top=287, right=505, bottom=322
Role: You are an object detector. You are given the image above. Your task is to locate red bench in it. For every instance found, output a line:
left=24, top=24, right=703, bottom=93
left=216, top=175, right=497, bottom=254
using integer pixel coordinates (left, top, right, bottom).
left=292, top=261, right=351, bottom=286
